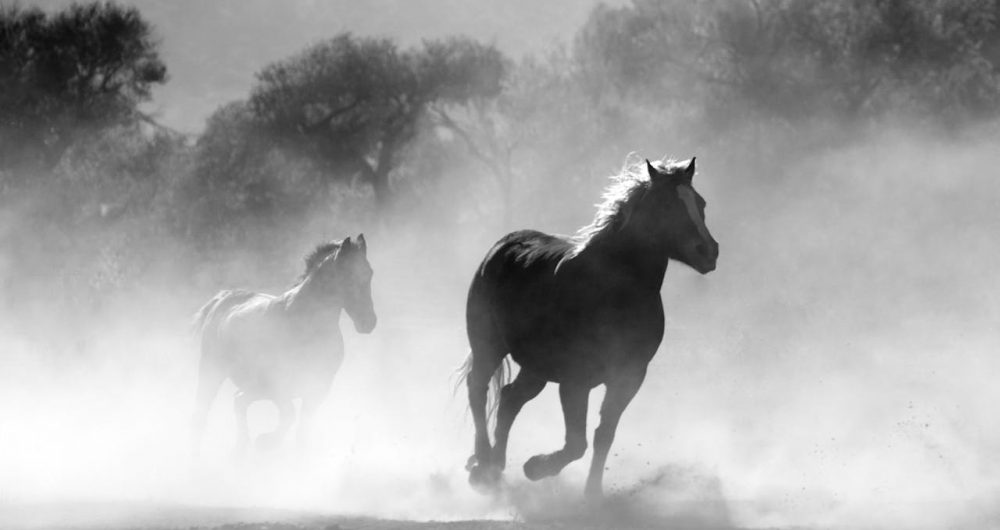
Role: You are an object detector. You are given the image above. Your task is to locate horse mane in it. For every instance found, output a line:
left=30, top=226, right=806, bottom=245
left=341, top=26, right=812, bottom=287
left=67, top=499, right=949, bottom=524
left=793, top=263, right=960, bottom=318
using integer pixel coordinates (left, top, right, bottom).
left=568, top=155, right=677, bottom=257
left=298, top=240, right=343, bottom=282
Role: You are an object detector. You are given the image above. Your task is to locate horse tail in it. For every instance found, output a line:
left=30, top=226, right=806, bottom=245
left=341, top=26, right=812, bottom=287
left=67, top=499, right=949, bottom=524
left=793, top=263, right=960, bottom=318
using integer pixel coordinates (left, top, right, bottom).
left=191, top=292, right=225, bottom=335
left=489, top=356, right=512, bottom=425
left=191, top=297, right=218, bottom=335
left=455, top=351, right=512, bottom=427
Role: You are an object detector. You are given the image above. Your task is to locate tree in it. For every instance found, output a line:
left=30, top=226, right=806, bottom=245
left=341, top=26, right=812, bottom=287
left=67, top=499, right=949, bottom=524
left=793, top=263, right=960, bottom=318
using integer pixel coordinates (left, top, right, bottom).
left=247, top=33, right=504, bottom=211
left=572, top=0, right=1000, bottom=124
left=0, top=2, right=167, bottom=179
left=430, top=51, right=614, bottom=229
left=181, top=101, right=325, bottom=250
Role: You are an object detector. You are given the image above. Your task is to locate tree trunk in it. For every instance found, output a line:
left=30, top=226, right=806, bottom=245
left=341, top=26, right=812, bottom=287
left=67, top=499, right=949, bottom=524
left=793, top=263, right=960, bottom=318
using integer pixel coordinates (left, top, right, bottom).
left=370, top=166, right=391, bottom=212
left=371, top=136, right=396, bottom=213
left=499, top=158, right=513, bottom=230
left=356, top=150, right=393, bottom=215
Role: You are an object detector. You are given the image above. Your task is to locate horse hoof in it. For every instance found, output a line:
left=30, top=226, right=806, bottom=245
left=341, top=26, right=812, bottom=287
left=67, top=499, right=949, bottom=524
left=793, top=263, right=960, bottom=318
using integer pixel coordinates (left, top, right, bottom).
left=468, top=463, right=502, bottom=492
left=523, top=454, right=550, bottom=481
left=584, top=484, right=604, bottom=501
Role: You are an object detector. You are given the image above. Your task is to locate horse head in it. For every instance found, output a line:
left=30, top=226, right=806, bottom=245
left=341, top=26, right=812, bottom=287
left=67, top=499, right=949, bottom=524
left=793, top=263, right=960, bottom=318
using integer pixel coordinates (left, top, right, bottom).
left=642, top=158, right=718, bottom=274
left=313, top=234, right=377, bottom=333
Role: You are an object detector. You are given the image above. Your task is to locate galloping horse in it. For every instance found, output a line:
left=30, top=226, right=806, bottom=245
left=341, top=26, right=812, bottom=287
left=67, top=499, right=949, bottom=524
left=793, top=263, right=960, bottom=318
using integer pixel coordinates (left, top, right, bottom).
left=462, top=157, right=718, bottom=498
left=191, top=235, right=376, bottom=455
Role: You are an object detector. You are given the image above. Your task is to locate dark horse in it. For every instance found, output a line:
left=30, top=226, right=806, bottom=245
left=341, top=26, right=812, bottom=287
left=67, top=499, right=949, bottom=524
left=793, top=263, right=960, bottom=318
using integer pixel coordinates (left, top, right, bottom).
left=462, top=157, right=718, bottom=498
left=191, top=235, right=376, bottom=456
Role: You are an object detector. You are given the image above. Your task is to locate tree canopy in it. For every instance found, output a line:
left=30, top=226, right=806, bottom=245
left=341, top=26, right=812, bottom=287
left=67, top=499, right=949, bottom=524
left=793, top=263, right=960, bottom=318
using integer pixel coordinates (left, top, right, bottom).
left=573, top=0, right=1000, bottom=123
left=0, top=2, right=167, bottom=176
left=246, top=33, right=505, bottom=209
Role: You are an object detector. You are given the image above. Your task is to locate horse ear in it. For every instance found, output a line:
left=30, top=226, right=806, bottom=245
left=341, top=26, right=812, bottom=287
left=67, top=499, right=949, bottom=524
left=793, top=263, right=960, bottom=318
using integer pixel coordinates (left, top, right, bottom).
left=357, top=233, right=367, bottom=254
left=682, top=157, right=696, bottom=181
left=342, top=236, right=352, bottom=249
left=646, top=159, right=659, bottom=178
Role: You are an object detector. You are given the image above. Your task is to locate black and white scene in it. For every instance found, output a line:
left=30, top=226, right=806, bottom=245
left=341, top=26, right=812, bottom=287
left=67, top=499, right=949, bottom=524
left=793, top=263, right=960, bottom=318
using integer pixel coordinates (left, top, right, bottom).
left=2, top=1, right=1000, bottom=529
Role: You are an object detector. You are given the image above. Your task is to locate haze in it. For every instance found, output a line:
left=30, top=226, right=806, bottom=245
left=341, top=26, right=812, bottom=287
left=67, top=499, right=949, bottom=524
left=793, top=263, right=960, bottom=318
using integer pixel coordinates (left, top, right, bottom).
left=1, top=2, right=999, bottom=530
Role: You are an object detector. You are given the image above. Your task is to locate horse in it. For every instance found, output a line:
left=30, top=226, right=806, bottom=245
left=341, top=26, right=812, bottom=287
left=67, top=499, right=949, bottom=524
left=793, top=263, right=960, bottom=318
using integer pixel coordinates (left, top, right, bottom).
left=461, top=156, right=718, bottom=498
left=190, top=235, right=376, bottom=456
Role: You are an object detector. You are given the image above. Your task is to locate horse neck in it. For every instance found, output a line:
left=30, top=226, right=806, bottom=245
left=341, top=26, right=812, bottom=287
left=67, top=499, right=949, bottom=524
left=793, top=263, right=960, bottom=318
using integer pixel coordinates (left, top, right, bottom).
left=282, top=275, right=343, bottom=319
left=577, top=218, right=670, bottom=288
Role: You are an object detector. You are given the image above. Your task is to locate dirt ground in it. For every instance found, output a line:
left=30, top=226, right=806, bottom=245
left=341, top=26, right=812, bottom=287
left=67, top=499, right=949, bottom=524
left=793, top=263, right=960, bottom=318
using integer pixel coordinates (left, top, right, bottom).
left=0, top=500, right=768, bottom=530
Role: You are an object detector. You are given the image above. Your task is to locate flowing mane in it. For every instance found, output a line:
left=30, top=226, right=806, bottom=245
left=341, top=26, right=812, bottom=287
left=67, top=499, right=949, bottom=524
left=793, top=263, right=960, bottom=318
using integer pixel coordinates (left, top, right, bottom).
left=568, top=155, right=678, bottom=257
left=299, top=240, right=342, bottom=281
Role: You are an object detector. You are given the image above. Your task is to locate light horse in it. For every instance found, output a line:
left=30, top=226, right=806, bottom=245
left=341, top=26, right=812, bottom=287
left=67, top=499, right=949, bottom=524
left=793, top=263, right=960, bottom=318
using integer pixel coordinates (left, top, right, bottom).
left=191, top=235, right=376, bottom=455
left=462, top=156, right=718, bottom=498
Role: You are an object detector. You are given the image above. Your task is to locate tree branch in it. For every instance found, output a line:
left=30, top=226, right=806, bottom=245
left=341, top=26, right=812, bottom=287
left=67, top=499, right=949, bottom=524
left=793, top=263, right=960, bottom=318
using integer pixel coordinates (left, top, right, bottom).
left=298, top=98, right=360, bottom=136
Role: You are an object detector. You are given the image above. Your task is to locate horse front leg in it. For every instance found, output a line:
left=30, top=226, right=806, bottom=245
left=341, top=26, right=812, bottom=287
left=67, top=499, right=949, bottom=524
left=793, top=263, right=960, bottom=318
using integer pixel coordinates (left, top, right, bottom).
left=296, top=391, right=327, bottom=452
left=492, top=369, right=547, bottom=471
left=523, top=382, right=589, bottom=480
left=584, top=368, right=646, bottom=499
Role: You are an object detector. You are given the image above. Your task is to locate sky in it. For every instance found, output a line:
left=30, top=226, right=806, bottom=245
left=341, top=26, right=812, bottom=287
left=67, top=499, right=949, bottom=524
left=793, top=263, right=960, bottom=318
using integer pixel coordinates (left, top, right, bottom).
left=31, top=0, right=622, bottom=133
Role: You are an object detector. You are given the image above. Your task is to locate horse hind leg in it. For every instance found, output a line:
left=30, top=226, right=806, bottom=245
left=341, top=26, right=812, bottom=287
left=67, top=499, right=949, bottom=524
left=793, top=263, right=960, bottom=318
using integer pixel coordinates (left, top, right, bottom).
left=523, top=381, right=589, bottom=481
left=465, top=343, right=505, bottom=487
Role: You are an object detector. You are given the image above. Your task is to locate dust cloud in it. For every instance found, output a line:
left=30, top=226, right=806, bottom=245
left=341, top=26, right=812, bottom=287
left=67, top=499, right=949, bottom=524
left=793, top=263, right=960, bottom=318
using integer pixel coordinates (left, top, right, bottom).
left=3, top=122, right=1000, bottom=530
left=3, top=2, right=1000, bottom=530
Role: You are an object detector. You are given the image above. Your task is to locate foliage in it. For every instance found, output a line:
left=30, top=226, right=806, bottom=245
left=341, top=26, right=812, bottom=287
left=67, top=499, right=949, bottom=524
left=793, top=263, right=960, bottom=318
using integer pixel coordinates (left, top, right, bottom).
left=573, top=0, right=1000, bottom=124
left=6, top=0, right=1000, bottom=352
left=247, top=33, right=505, bottom=209
left=178, top=100, right=340, bottom=256
left=0, top=2, right=167, bottom=178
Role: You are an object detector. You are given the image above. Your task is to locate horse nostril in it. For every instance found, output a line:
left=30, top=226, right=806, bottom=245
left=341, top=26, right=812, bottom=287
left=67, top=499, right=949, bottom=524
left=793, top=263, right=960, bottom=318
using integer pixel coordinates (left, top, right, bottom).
left=695, top=243, right=708, bottom=256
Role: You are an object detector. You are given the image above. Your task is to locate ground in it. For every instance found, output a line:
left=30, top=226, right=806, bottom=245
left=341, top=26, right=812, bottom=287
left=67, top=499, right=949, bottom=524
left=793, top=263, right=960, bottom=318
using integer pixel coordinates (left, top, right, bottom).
left=0, top=500, right=763, bottom=530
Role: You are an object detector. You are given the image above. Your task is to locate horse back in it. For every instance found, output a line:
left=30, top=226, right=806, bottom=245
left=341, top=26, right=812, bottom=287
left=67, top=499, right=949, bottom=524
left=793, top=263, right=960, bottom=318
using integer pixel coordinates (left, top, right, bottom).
left=469, top=229, right=572, bottom=317
left=469, top=230, right=664, bottom=383
left=194, top=289, right=265, bottom=340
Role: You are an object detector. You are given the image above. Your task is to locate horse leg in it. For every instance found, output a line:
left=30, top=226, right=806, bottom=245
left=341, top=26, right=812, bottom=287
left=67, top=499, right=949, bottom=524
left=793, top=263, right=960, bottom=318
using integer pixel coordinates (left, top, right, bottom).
left=466, top=345, right=504, bottom=486
left=297, top=360, right=340, bottom=452
left=233, top=390, right=253, bottom=457
left=256, top=398, right=296, bottom=451
left=523, top=382, right=589, bottom=480
left=296, top=394, right=322, bottom=452
left=492, top=369, right=547, bottom=471
left=584, top=368, right=646, bottom=499
left=190, top=355, right=225, bottom=459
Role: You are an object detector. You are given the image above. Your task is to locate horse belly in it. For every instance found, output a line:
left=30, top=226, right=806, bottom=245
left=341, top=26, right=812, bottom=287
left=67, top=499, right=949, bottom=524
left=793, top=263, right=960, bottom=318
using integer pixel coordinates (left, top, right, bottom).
left=224, top=331, right=343, bottom=400
left=503, top=304, right=663, bottom=385
left=509, top=343, right=605, bottom=385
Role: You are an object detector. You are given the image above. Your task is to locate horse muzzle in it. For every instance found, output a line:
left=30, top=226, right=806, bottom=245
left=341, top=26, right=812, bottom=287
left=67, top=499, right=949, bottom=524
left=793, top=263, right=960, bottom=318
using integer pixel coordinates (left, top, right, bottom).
left=688, top=240, right=719, bottom=274
left=353, top=314, right=377, bottom=334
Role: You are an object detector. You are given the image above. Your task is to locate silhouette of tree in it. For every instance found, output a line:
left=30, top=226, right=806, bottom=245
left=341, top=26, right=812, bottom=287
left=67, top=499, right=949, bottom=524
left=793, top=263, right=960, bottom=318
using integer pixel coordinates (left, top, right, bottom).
left=572, top=0, right=1000, bottom=123
left=248, top=33, right=504, bottom=211
left=0, top=2, right=167, bottom=178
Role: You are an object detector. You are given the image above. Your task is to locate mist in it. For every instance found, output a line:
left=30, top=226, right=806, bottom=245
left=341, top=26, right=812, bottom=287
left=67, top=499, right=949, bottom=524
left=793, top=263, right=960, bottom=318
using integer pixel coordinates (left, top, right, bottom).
left=3, top=2, right=1000, bottom=530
